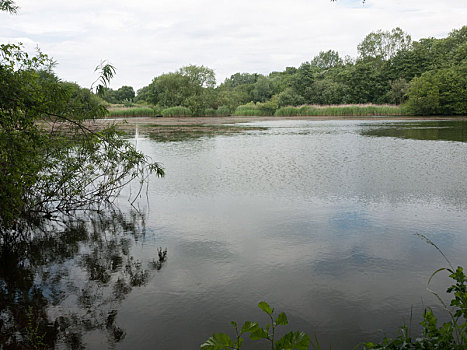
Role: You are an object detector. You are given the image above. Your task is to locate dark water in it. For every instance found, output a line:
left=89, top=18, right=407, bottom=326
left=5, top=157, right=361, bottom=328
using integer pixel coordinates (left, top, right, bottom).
left=362, top=120, right=467, bottom=142
left=2, top=119, right=467, bottom=349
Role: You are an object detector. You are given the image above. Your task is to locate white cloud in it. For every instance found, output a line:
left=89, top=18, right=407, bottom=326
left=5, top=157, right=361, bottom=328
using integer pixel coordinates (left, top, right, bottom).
left=1, top=0, right=465, bottom=90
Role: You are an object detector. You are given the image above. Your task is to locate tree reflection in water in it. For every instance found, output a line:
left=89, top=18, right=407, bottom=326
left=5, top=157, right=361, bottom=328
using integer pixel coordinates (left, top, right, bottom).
left=0, top=209, right=167, bottom=349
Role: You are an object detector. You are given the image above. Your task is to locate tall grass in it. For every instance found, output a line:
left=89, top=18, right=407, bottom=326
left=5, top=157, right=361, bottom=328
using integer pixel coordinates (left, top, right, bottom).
left=274, top=106, right=300, bottom=116
left=107, top=107, right=160, bottom=117
left=216, top=106, right=231, bottom=117
left=203, top=108, right=217, bottom=117
left=107, top=104, right=404, bottom=118
left=233, top=103, right=270, bottom=116
left=275, top=104, right=404, bottom=117
left=161, top=106, right=192, bottom=117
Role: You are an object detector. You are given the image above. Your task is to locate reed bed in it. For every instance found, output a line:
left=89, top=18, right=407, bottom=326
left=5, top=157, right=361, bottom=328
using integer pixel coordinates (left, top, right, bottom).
left=233, top=104, right=270, bottom=116
left=199, top=106, right=232, bottom=117
left=107, top=107, right=159, bottom=117
left=275, top=104, right=404, bottom=117
left=161, top=106, right=192, bottom=117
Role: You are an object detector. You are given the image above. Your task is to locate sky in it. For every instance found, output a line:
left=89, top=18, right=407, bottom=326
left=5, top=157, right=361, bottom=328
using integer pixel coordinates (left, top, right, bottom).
left=1, top=0, right=466, bottom=91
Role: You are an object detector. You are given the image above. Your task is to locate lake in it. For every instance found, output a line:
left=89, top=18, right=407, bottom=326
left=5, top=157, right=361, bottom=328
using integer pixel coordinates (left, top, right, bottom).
left=3, top=119, right=467, bottom=349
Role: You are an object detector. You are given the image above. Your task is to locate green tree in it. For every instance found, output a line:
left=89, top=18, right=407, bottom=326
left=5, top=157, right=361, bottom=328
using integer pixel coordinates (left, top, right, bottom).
left=311, top=50, right=343, bottom=70
left=0, top=42, right=163, bottom=243
left=115, top=85, right=135, bottom=102
left=135, top=85, right=151, bottom=103
left=251, top=75, right=274, bottom=103
left=385, top=78, right=409, bottom=105
left=268, top=67, right=297, bottom=94
left=308, top=79, right=348, bottom=105
left=145, top=65, right=216, bottom=115
left=404, top=64, right=467, bottom=115
left=275, top=88, right=305, bottom=107
left=358, top=27, right=412, bottom=61
left=222, top=72, right=257, bottom=88
left=346, top=57, right=388, bottom=103
left=291, top=62, right=317, bottom=103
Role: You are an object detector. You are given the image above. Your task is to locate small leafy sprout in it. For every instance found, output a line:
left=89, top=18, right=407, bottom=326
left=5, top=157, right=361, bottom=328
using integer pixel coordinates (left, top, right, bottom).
left=201, top=301, right=310, bottom=350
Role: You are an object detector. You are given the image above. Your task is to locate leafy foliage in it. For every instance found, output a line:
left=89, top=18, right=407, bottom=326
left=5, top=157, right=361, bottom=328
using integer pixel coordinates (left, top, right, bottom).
left=358, top=28, right=412, bottom=60
left=203, top=265, right=467, bottom=350
left=0, top=0, right=18, bottom=13
left=0, top=43, right=163, bottom=244
left=362, top=235, right=467, bottom=350
left=201, top=301, right=311, bottom=350
left=101, top=85, right=136, bottom=104
left=144, top=65, right=216, bottom=116
left=404, top=64, right=467, bottom=115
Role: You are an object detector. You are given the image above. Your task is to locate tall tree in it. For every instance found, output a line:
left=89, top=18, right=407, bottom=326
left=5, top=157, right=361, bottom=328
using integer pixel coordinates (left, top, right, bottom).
left=311, top=50, right=343, bottom=70
left=358, top=27, right=412, bottom=61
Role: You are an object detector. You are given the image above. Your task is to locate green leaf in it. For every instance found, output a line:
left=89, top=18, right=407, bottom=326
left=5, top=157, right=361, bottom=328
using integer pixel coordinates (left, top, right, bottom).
left=258, top=301, right=273, bottom=315
left=231, top=321, right=237, bottom=329
left=241, top=321, right=259, bottom=334
left=250, top=327, right=269, bottom=340
left=200, top=333, right=234, bottom=350
left=275, top=312, right=288, bottom=326
left=235, top=337, right=243, bottom=348
left=275, top=331, right=310, bottom=350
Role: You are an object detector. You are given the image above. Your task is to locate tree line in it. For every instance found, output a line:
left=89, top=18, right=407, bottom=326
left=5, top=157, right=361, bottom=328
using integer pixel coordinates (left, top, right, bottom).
left=102, top=26, right=466, bottom=116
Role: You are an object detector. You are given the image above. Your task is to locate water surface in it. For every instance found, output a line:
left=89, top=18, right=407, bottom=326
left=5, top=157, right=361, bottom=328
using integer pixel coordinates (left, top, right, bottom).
left=3, top=119, right=467, bottom=349
left=115, top=119, right=467, bottom=349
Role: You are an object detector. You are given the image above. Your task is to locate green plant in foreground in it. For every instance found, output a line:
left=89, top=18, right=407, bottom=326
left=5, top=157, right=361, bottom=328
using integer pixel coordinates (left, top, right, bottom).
left=25, top=307, right=47, bottom=350
left=203, top=235, right=467, bottom=350
left=364, top=236, right=467, bottom=349
left=201, top=301, right=310, bottom=350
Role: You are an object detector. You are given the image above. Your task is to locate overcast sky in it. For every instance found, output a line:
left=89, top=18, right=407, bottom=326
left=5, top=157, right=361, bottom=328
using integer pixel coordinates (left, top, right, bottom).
left=1, top=0, right=465, bottom=90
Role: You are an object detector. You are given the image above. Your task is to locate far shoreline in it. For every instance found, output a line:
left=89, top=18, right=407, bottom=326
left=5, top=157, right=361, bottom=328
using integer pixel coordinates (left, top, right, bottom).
left=95, top=115, right=467, bottom=129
